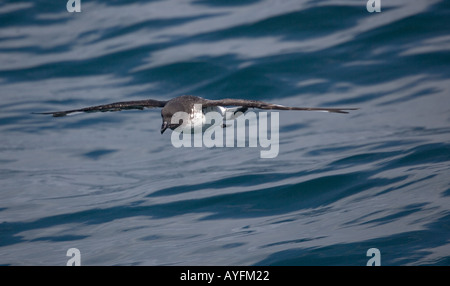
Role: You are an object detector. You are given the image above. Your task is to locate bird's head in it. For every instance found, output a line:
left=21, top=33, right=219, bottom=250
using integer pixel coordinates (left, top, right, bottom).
left=160, top=108, right=186, bottom=134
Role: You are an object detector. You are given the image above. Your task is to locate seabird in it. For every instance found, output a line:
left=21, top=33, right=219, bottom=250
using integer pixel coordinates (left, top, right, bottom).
left=35, top=95, right=358, bottom=134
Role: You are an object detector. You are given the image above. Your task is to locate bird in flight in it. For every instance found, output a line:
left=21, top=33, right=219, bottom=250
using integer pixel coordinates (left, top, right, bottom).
left=36, top=95, right=358, bottom=134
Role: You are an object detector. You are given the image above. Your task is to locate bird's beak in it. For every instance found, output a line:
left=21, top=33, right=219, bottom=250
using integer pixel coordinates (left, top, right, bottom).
left=161, top=121, right=168, bottom=134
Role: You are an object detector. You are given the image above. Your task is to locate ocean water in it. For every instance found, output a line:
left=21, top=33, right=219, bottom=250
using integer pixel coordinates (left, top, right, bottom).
left=1, top=0, right=449, bottom=266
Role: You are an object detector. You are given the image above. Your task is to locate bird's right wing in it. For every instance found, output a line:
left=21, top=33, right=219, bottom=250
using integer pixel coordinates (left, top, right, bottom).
left=34, top=99, right=167, bottom=117
left=203, top=98, right=358, bottom=114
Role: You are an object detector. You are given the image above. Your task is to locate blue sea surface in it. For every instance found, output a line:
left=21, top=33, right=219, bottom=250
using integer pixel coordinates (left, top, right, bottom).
left=1, top=0, right=449, bottom=265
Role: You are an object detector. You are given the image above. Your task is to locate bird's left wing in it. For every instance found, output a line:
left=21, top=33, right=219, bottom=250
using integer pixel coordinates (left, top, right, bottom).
left=34, top=99, right=167, bottom=117
left=203, top=98, right=358, bottom=114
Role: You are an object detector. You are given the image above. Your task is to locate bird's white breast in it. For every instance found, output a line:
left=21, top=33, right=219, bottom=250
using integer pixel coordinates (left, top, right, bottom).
left=173, top=105, right=246, bottom=133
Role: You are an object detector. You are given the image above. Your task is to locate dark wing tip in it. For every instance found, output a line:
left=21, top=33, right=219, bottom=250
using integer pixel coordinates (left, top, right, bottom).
left=325, top=107, right=359, bottom=114
left=32, top=111, right=70, bottom=117
left=32, top=112, right=61, bottom=117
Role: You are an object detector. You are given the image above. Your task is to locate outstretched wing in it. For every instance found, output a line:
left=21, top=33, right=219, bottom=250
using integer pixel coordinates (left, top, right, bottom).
left=35, top=99, right=167, bottom=117
left=203, top=98, right=358, bottom=114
